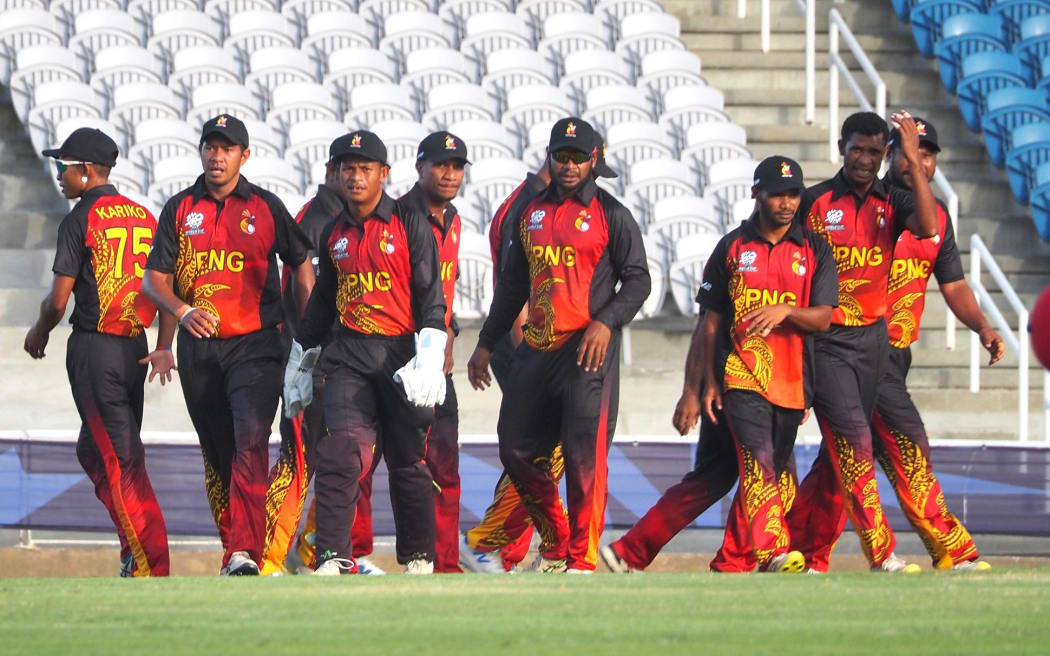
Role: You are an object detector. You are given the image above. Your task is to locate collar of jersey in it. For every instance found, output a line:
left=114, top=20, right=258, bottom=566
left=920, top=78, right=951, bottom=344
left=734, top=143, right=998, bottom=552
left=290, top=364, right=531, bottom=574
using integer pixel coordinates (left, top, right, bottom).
left=743, top=211, right=806, bottom=246
left=402, top=182, right=458, bottom=233
left=340, top=192, right=395, bottom=225
left=190, top=173, right=254, bottom=202
left=80, top=183, right=118, bottom=202
left=829, top=168, right=889, bottom=203
left=541, top=175, right=597, bottom=206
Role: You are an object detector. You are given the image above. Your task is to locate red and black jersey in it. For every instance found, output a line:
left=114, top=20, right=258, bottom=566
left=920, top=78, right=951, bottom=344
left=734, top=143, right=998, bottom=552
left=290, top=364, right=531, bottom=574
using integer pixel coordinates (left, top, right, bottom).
left=488, top=172, right=549, bottom=291
left=280, top=184, right=344, bottom=339
left=146, top=174, right=310, bottom=338
left=697, top=215, right=838, bottom=410
left=884, top=187, right=964, bottom=348
left=478, top=177, right=650, bottom=352
left=801, top=170, right=915, bottom=327
left=52, top=184, right=158, bottom=337
left=297, top=192, right=446, bottom=346
left=399, top=183, right=461, bottom=330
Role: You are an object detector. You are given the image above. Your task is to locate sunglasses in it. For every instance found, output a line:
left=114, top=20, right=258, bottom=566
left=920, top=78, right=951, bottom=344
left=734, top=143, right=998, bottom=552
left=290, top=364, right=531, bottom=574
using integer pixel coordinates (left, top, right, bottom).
left=551, top=150, right=591, bottom=165
left=55, top=160, right=88, bottom=174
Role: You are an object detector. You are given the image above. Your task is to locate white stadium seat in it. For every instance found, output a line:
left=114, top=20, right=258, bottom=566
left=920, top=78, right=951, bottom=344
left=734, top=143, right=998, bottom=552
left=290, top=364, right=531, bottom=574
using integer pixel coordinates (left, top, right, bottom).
left=583, top=85, right=655, bottom=135
left=617, top=12, right=684, bottom=59
left=460, top=12, right=533, bottom=60
left=266, top=81, right=340, bottom=130
left=468, top=157, right=528, bottom=209
left=669, top=232, right=722, bottom=316
left=148, top=156, right=202, bottom=206
left=481, top=48, right=555, bottom=97
left=521, top=118, right=557, bottom=169
left=169, top=47, right=243, bottom=94
left=204, top=0, right=281, bottom=20
left=10, top=47, right=85, bottom=121
left=129, top=118, right=200, bottom=168
left=90, top=47, right=165, bottom=96
left=640, top=49, right=704, bottom=97
left=54, top=117, right=125, bottom=153
left=371, top=119, right=429, bottom=163
left=682, top=122, right=750, bottom=187
left=148, top=11, right=223, bottom=59
left=280, top=192, right=311, bottom=219
left=1, top=10, right=64, bottom=85
left=624, top=158, right=698, bottom=227
left=1, top=0, right=47, bottom=9
left=109, top=83, right=184, bottom=133
left=559, top=50, right=633, bottom=96
left=287, top=119, right=349, bottom=170
left=281, top=0, right=355, bottom=22
left=127, top=0, right=199, bottom=20
left=516, top=0, right=588, bottom=23
left=501, top=84, right=572, bottom=135
left=241, top=156, right=304, bottom=195
left=50, top=0, right=123, bottom=17
left=27, top=81, right=104, bottom=153
left=447, top=119, right=517, bottom=160
left=380, top=12, right=454, bottom=61
left=402, top=47, right=474, bottom=95
left=121, top=189, right=162, bottom=220
left=241, top=118, right=284, bottom=157
left=225, top=11, right=299, bottom=56
left=246, top=48, right=320, bottom=102
left=326, top=48, right=398, bottom=93
left=108, top=159, right=149, bottom=197
left=649, top=195, right=721, bottom=266
left=303, top=11, right=377, bottom=58
left=603, top=120, right=673, bottom=170
left=359, top=0, right=431, bottom=20
left=68, top=10, right=146, bottom=57
left=439, top=0, right=514, bottom=22
left=730, top=196, right=756, bottom=230
left=538, top=12, right=611, bottom=60
left=638, top=234, right=667, bottom=318
left=188, top=82, right=265, bottom=124
left=454, top=229, right=495, bottom=318
left=659, top=84, right=729, bottom=139
left=346, top=82, right=418, bottom=126
left=386, top=159, right=420, bottom=197
left=596, top=0, right=663, bottom=22
left=705, top=158, right=759, bottom=223
left=310, top=159, right=328, bottom=185
left=423, top=83, right=499, bottom=130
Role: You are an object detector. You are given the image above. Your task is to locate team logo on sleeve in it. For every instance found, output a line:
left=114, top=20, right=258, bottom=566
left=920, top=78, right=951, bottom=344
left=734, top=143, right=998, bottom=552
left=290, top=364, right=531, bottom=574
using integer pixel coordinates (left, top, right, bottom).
left=379, top=229, right=395, bottom=254
left=239, top=209, right=256, bottom=235
left=574, top=210, right=590, bottom=232
left=527, top=209, right=546, bottom=231
left=824, top=209, right=845, bottom=231
left=332, top=236, right=350, bottom=260
left=184, top=212, right=206, bottom=236
left=444, top=135, right=456, bottom=150
left=739, top=250, right=758, bottom=272
left=792, top=251, right=807, bottom=276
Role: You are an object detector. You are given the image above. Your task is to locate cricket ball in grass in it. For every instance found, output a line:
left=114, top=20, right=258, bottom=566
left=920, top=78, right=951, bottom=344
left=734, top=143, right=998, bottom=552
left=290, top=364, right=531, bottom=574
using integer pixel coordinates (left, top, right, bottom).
left=1030, top=283, right=1050, bottom=371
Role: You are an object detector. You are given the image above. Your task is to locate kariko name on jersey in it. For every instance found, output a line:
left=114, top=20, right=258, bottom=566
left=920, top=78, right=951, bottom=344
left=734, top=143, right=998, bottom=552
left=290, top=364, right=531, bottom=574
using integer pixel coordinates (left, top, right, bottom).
left=94, top=203, right=150, bottom=221
left=834, top=245, right=885, bottom=269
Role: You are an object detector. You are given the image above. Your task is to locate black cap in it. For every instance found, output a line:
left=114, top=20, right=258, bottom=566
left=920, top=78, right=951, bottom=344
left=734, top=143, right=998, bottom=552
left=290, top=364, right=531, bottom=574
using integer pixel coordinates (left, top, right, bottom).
left=330, top=129, right=388, bottom=166
left=592, top=130, right=618, bottom=179
left=752, top=156, right=805, bottom=193
left=889, top=115, right=940, bottom=153
left=548, top=116, right=596, bottom=155
left=328, top=133, right=353, bottom=163
left=42, top=127, right=119, bottom=166
left=416, top=131, right=470, bottom=164
left=200, top=114, right=249, bottom=149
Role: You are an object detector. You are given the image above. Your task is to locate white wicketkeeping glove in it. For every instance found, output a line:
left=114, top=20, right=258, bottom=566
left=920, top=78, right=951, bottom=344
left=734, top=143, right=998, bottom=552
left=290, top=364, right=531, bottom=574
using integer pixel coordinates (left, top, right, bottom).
left=283, top=340, right=321, bottom=418
left=393, top=327, right=448, bottom=408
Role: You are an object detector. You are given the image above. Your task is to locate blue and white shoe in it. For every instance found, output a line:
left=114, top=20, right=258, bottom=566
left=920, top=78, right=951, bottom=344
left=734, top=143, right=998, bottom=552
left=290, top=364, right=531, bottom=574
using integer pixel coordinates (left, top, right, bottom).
left=355, top=556, right=387, bottom=576
left=458, top=535, right=505, bottom=574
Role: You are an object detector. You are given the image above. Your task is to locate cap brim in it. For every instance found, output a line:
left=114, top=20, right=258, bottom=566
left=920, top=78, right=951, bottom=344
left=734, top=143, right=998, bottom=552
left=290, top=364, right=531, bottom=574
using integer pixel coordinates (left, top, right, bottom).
left=41, top=148, right=62, bottom=159
left=333, top=152, right=388, bottom=166
left=200, top=128, right=247, bottom=147
left=595, top=161, right=618, bottom=178
left=919, top=139, right=941, bottom=153
left=420, top=152, right=471, bottom=165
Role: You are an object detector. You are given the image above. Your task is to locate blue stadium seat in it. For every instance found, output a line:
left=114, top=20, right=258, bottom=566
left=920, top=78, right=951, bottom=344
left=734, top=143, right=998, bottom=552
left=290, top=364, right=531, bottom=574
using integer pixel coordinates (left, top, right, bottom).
left=956, top=51, right=1028, bottom=131
left=989, top=0, right=1050, bottom=43
left=1004, top=121, right=1050, bottom=203
left=892, top=0, right=918, bottom=23
left=1013, top=13, right=1050, bottom=83
left=910, top=0, right=983, bottom=57
left=1027, top=159, right=1050, bottom=239
left=980, top=87, right=1050, bottom=165
left=934, top=13, right=1007, bottom=92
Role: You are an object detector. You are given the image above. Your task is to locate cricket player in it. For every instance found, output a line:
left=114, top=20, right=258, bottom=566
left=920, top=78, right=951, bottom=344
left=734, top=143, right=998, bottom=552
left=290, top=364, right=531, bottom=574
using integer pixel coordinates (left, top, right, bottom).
left=785, top=111, right=939, bottom=573
left=143, top=114, right=315, bottom=576
left=798, top=117, right=1005, bottom=572
left=467, top=117, right=650, bottom=573
left=26, top=127, right=174, bottom=577
left=285, top=129, right=447, bottom=575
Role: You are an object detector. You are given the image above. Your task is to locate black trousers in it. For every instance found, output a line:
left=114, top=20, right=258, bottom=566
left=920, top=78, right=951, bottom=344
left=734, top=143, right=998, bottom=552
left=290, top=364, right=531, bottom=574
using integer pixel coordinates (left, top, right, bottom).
left=490, top=332, right=517, bottom=391
left=315, top=331, right=436, bottom=564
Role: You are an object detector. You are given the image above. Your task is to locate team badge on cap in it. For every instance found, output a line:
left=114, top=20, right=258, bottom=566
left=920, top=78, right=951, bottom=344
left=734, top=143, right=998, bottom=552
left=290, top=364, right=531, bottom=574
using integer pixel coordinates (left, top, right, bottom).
left=351, top=133, right=362, bottom=147
left=216, top=115, right=228, bottom=127
left=780, top=161, right=792, bottom=177
left=916, top=121, right=927, bottom=136
left=444, top=135, right=456, bottom=149
left=566, top=121, right=577, bottom=137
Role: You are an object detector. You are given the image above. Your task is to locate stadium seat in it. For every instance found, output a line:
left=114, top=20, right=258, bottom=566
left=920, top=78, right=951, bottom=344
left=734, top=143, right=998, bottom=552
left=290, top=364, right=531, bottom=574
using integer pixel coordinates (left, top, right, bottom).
left=520, top=118, right=559, bottom=169
left=286, top=119, right=348, bottom=169
left=956, top=51, right=1027, bottom=131
left=281, top=0, right=356, bottom=22
left=705, top=158, right=759, bottom=222
left=127, top=0, right=200, bottom=20
left=637, top=234, right=667, bottom=319
left=447, top=119, right=518, bottom=159
left=467, top=157, right=529, bottom=210
left=516, top=0, right=588, bottom=24
left=188, top=82, right=265, bottom=124
left=649, top=195, right=721, bottom=267
left=90, top=46, right=166, bottom=99
left=538, top=12, right=612, bottom=61
left=359, top=0, right=431, bottom=20
left=423, top=83, right=500, bottom=130
left=241, top=156, right=304, bottom=195
left=380, top=12, right=455, bottom=61
left=481, top=49, right=556, bottom=100
left=386, top=159, right=420, bottom=197
left=624, top=158, right=698, bottom=228
left=49, top=0, right=124, bottom=20
left=266, top=82, right=340, bottom=130
left=638, top=49, right=704, bottom=97
left=53, top=116, right=125, bottom=154
left=371, top=119, right=429, bottom=162
left=454, top=229, right=495, bottom=319
left=457, top=186, right=493, bottom=232
left=559, top=50, right=633, bottom=97
left=990, top=0, right=1050, bottom=43
left=109, top=83, right=184, bottom=134
left=0, top=9, right=64, bottom=85
left=121, top=189, right=162, bottom=219
left=1013, top=13, right=1050, bottom=83
left=67, top=10, right=146, bottom=60
left=460, top=12, right=534, bottom=60
left=668, top=232, right=722, bottom=316
left=500, top=84, right=573, bottom=134
left=204, top=0, right=281, bottom=20
left=326, top=48, right=399, bottom=96
left=279, top=192, right=311, bottom=219
left=346, top=82, right=419, bottom=125
left=1027, top=159, right=1050, bottom=239
left=659, top=85, right=729, bottom=149
left=595, top=0, right=663, bottom=23
left=302, top=11, right=377, bottom=58
left=981, top=87, right=1050, bottom=166
left=1005, top=121, right=1050, bottom=203
left=603, top=121, right=674, bottom=170
left=169, top=47, right=243, bottom=96
left=616, top=12, right=684, bottom=61
left=107, top=159, right=149, bottom=197
left=891, top=0, right=917, bottom=23
left=402, top=48, right=474, bottom=96
left=148, top=11, right=224, bottom=60
left=934, top=13, right=1007, bottom=93
left=245, top=48, right=320, bottom=101
left=909, top=0, right=983, bottom=58
left=241, top=118, right=284, bottom=157
left=681, top=122, right=751, bottom=188
left=225, top=11, right=299, bottom=56
left=148, top=156, right=204, bottom=205
left=129, top=118, right=200, bottom=168
left=730, top=196, right=756, bottom=230
left=26, top=81, right=104, bottom=153
left=10, top=47, right=85, bottom=121
left=582, top=85, right=655, bottom=135
left=439, top=0, right=514, bottom=23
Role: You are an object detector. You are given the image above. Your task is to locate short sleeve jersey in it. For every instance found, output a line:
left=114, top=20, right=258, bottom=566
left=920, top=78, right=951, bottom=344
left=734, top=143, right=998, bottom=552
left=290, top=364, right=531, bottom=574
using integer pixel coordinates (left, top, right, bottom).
left=145, top=174, right=310, bottom=338
left=802, top=171, right=915, bottom=327
left=400, top=184, right=461, bottom=329
left=697, top=216, right=839, bottom=410
left=886, top=196, right=964, bottom=348
left=52, top=185, right=158, bottom=336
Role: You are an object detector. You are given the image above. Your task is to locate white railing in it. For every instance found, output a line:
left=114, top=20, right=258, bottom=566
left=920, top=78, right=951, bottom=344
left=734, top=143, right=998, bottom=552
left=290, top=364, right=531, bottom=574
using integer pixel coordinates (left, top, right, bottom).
left=933, top=169, right=960, bottom=349
left=969, top=233, right=1049, bottom=441
left=827, top=7, right=886, bottom=161
left=749, top=0, right=816, bottom=123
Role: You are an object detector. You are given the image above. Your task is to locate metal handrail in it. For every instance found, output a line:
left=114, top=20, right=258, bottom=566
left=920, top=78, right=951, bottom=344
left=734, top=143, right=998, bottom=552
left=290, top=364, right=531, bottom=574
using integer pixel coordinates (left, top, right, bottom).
left=969, top=233, right=1049, bottom=441
left=933, top=169, right=960, bottom=349
left=750, top=0, right=816, bottom=123
left=827, top=7, right=886, bottom=161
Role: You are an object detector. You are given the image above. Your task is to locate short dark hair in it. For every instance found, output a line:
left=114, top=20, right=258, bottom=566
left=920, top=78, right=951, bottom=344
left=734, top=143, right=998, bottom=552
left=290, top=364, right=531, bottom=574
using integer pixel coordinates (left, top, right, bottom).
left=90, top=163, right=112, bottom=179
left=841, top=111, right=889, bottom=144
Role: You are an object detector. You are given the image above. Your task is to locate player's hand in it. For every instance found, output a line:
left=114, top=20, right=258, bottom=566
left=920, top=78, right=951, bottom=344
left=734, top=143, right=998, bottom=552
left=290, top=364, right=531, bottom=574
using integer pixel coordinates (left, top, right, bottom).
left=742, top=303, right=792, bottom=338
left=467, top=346, right=493, bottom=390
left=443, top=327, right=455, bottom=375
left=24, top=326, right=49, bottom=359
left=979, top=326, right=1005, bottom=365
left=701, top=382, right=722, bottom=425
left=672, top=388, right=702, bottom=436
left=139, top=348, right=177, bottom=385
left=577, top=320, right=612, bottom=372
left=178, top=306, right=219, bottom=338
left=890, top=109, right=920, bottom=161
left=800, top=408, right=811, bottom=425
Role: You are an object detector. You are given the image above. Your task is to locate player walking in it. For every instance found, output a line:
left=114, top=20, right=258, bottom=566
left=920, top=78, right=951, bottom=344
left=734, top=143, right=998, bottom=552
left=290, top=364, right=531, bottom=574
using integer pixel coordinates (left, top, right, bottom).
left=143, top=115, right=315, bottom=576
left=27, top=127, right=174, bottom=577
left=467, top=117, right=650, bottom=573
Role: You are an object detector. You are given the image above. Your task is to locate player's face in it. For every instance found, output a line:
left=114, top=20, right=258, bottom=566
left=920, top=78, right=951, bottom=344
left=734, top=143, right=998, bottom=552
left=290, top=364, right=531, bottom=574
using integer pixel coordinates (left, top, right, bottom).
left=338, top=156, right=388, bottom=207
left=200, top=136, right=248, bottom=188
left=417, top=159, right=465, bottom=202
left=889, top=144, right=938, bottom=190
left=549, top=148, right=595, bottom=193
left=839, top=133, right=887, bottom=189
left=55, top=158, right=87, bottom=199
left=756, top=188, right=801, bottom=227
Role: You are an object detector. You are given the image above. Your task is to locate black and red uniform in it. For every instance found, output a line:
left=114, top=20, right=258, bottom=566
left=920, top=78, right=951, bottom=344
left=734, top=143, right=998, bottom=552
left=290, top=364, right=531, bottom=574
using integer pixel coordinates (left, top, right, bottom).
left=297, top=192, right=446, bottom=565
left=478, top=176, right=650, bottom=571
left=785, top=170, right=918, bottom=569
left=145, top=174, right=310, bottom=568
left=803, top=188, right=980, bottom=571
left=53, top=184, right=169, bottom=576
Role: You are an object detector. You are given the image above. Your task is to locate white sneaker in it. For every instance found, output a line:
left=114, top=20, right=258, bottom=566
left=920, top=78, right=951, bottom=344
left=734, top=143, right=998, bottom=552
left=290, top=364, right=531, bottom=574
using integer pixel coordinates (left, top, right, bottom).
left=873, top=552, right=921, bottom=573
left=526, top=555, right=567, bottom=573
left=404, top=558, right=434, bottom=575
left=459, top=535, right=506, bottom=574
left=805, top=568, right=824, bottom=575
left=565, top=568, right=593, bottom=575
left=221, top=551, right=260, bottom=576
left=313, top=557, right=355, bottom=576
left=356, top=556, right=387, bottom=576
left=953, top=559, right=991, bottom=572
left=599, top=544, right=636, bottom=573
left=764, top=550, right=805, bottom=573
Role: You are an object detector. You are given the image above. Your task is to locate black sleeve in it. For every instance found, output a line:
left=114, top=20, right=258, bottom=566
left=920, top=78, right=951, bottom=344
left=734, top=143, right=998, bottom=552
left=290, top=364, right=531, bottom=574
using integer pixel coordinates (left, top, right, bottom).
left=796, top=186, right=818, bottom=227
left=695, top=234, right=732, bottom=314
left=888, top=187, right=916, bottom=238
left=402, top=205, right=447, bottom=332
left=449, top=315, right=460, bottom=337
left=497, top=177, right=547, bottom=278
left=264, top=192, right=310, bottom=267
left=52, top=208, right=86, bottom=278
left=145, top=196, right=180, bottom=274
left=593, top=198, right=651, bottom=329
left=933, top=206, right=965, bottom=285
left=478, top=211, right=531, bottom=351
left=297, top=222, right=339, bottom=349
left=808, top=234, right=840, bottom=307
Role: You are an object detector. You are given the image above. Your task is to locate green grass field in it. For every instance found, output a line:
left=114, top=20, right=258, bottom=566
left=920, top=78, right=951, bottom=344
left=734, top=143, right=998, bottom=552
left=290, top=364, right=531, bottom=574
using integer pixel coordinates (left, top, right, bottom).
left=2, top=570, right=1049, bottom=654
